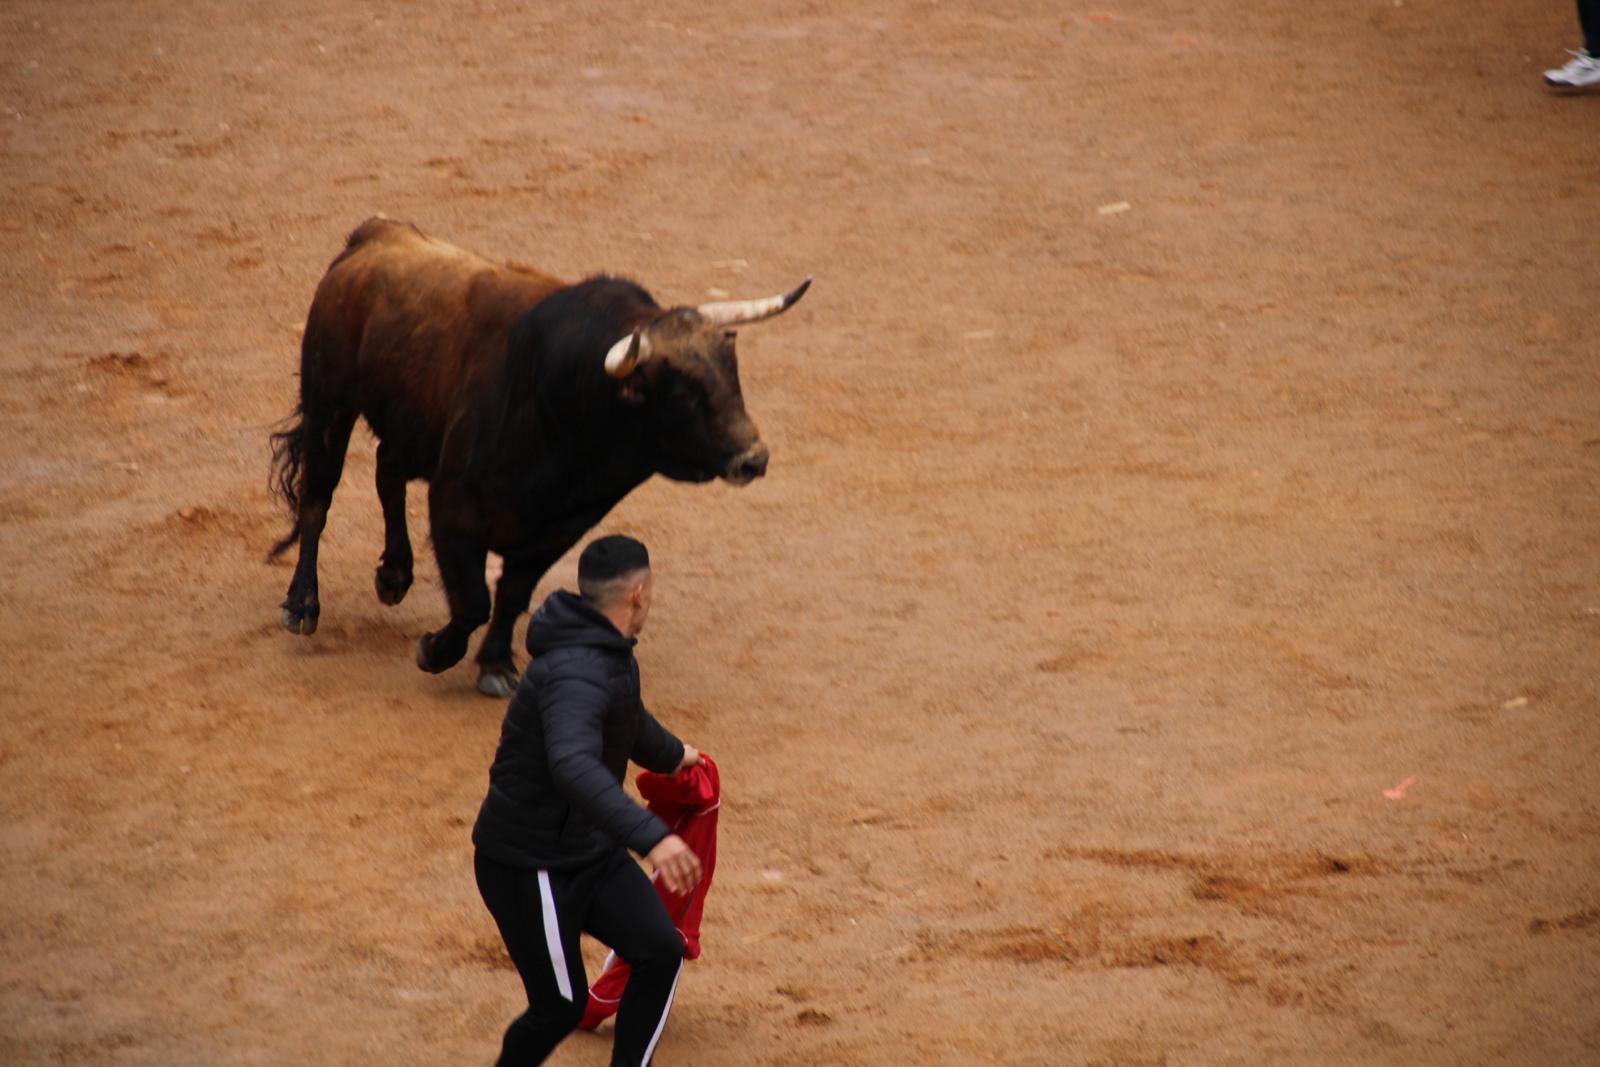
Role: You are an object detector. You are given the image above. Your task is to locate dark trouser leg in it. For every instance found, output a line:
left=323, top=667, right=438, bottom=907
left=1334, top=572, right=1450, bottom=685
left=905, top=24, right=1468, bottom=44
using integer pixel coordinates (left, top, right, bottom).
left=584, top=853, right=686, bottom=1067
left=474, top=854, right=589, bottom=1066
left=281, top=410, right=356, bottom=635
left=373, top=441, right=414, bottom=606
left=1581, top=0, right=1600, bottom=54
left=416, top=524, right=489, bottom=674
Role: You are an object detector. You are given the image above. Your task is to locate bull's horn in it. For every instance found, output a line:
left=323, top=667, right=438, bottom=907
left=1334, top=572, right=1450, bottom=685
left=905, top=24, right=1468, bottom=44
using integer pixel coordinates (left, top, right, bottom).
left=603, top=329, right=653, bottom=378
left=695, top=276, right=812, bottom=327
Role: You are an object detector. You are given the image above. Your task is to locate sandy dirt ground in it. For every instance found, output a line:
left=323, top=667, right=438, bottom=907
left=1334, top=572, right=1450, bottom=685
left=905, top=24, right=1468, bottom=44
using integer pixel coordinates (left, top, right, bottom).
left=2, top=1, right=1597, bottom=1063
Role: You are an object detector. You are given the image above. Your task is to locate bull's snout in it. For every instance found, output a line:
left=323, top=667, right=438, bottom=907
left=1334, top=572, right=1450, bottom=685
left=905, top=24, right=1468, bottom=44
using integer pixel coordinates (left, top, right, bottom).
left=724, top=444, right=770, bottom=485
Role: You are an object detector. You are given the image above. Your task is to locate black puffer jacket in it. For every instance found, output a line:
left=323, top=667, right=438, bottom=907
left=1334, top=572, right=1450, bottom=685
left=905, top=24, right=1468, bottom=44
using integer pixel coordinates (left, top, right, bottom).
left=472, top=590, right=685, bottom=870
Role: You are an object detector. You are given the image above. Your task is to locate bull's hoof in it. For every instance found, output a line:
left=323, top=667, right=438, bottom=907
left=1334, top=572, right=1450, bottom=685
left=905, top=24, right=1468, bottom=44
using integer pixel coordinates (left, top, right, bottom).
left=280, top=601, right=319, bottom=636
left=416, top=631, right=466, bottom=674
left=374, top=564, right=413, bottom=606
left=476, top=663, right=519, bottom=699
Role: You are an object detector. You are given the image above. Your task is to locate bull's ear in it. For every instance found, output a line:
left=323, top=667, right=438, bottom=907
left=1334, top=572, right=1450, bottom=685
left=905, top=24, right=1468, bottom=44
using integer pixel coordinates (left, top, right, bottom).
left=617, top=374, right=646, bottom=406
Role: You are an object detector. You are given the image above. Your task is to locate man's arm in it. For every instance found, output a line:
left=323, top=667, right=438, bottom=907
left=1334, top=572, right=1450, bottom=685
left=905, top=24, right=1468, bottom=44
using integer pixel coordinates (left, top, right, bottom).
left=632, top=703, right=688, bottom=775
left=540, top=667, right=672, bottom=857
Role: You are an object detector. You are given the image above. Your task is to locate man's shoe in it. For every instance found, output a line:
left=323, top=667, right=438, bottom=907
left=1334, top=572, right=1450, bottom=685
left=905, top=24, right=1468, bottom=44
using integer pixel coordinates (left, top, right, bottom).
left=1544, top=49, right=1600, bottom=92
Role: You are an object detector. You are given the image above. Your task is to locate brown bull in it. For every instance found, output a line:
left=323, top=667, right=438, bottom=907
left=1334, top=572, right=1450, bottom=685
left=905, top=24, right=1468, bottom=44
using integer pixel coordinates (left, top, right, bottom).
left=269, top=217, right=809, bottom=695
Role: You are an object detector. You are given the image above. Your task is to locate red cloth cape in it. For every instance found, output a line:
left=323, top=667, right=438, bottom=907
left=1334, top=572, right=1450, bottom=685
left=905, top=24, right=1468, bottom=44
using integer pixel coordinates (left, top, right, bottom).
left=578, top=755, right=720, bottom=1030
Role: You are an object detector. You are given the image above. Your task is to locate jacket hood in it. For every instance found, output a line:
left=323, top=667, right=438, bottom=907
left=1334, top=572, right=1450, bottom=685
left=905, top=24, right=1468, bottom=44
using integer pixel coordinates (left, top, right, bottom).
left=525, top=590, right=637, bottom=657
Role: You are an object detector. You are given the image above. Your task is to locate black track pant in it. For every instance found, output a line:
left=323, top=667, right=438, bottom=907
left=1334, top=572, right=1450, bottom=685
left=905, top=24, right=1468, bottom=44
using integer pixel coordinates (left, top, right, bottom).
left=1583, top=0, right=1600, bottom=54
left=476, top=849, right=685, bottom=1067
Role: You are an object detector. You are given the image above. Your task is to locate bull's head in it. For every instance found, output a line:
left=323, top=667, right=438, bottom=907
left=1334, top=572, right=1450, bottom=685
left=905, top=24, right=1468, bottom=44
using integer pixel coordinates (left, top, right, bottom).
left=603, top=278, right=810, bottom=485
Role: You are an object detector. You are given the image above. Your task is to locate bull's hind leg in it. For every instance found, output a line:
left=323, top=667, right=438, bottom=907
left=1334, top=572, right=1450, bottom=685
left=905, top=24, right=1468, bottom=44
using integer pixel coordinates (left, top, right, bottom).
left=372, top=441, right=414, bottom=605
left=281, top=409, right=358, bottom=635
left=416, top=523, right=490, bottom=675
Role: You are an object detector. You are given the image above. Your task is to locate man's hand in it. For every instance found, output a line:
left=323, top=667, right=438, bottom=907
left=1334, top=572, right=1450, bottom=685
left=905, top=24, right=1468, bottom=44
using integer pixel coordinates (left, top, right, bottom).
left=676, top=745, right=703, bottom=773
left=646, top=834, right=703, bottom=895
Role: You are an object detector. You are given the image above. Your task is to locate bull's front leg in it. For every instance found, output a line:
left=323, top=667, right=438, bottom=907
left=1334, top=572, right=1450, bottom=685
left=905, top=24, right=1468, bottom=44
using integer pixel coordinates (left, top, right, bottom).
left=416, top=523, right=490, bottom=676
left=473, top=514, right=612, bottom=698
left=472, top=550, right=548, bottom=698
left=372, top=440, right=415, bottom=606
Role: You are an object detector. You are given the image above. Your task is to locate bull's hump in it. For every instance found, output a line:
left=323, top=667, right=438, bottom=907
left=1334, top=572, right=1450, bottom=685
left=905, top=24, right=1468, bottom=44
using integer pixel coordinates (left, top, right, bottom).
left=399, top=228, right=562, bottom=290
left=346, top=215, right=423, bottom=248
left=348, top=217, right=483, bottom=267
left=326, top=221, right=566, bottom=327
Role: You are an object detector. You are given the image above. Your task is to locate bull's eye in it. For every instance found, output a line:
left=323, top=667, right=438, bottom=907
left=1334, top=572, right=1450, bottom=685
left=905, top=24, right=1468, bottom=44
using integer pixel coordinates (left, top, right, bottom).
left=668, top=377, right=705, bottom=406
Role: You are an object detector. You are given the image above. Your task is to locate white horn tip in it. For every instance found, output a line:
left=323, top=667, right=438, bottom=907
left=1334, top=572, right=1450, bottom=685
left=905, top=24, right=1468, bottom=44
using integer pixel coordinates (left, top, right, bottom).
left=604, top=331, right=644, bottom=377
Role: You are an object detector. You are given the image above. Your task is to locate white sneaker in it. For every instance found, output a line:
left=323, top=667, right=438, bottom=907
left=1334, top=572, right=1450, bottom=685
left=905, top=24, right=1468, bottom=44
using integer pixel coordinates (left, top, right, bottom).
left=1544, top=49, right=1600, bottom=91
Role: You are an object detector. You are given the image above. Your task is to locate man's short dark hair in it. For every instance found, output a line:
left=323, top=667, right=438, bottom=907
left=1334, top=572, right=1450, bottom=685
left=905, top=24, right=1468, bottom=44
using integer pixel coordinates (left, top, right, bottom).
left=578, top=535, right=650, bottom=604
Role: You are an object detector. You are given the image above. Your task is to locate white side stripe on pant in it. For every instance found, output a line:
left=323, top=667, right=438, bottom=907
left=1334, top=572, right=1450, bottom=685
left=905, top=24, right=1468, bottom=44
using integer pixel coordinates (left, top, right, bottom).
left=535, top=870, right=574, bottom=1002
left=641, top=958, right=684, bottom=1066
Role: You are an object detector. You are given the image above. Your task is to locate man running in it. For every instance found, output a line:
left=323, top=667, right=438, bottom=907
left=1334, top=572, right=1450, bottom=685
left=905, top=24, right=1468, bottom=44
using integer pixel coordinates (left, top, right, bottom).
left=473, top=534, right=702, bottom=1066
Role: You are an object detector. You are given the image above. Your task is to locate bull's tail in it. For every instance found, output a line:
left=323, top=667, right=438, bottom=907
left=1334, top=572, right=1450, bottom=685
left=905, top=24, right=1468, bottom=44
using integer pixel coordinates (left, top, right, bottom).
left=267, top=405, right=306, bottom=559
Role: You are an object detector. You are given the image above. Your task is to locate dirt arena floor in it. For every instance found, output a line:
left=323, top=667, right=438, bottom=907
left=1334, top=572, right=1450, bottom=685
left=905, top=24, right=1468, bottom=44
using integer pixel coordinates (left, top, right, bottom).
left=3, top=1, right=1597, bottom=1063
